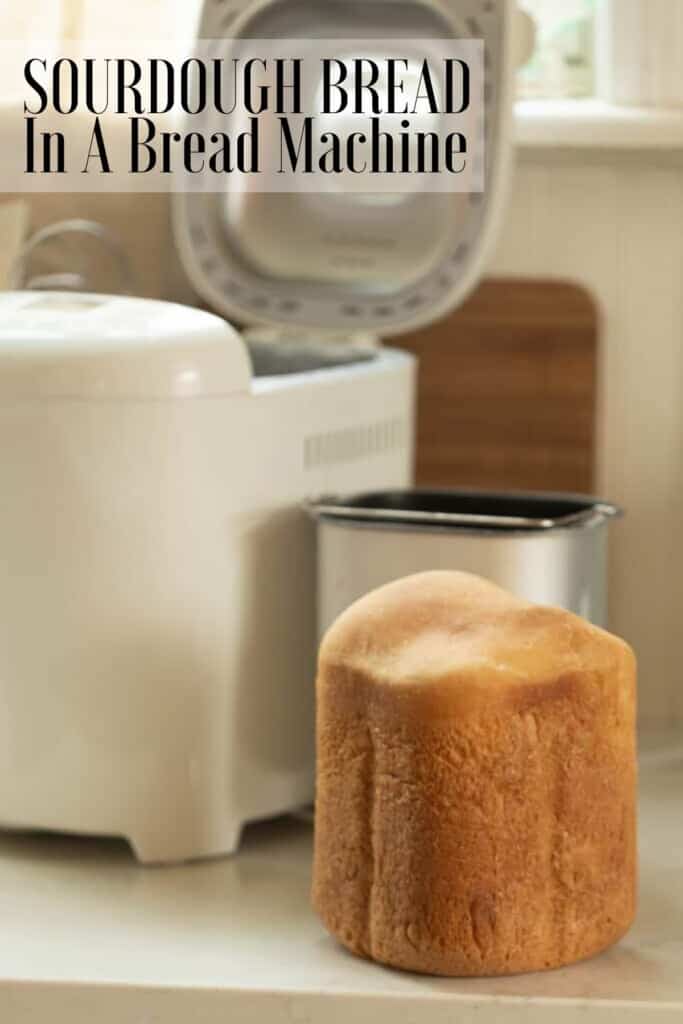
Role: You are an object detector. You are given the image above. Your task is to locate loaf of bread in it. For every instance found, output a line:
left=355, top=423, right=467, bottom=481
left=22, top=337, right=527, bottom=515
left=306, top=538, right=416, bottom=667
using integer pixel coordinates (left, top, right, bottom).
left=313, top=571, right=637, bottom=976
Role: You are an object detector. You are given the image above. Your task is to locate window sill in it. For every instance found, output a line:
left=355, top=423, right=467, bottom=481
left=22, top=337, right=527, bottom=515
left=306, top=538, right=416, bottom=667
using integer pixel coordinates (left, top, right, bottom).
left=515, top=99, right=683, bottom=151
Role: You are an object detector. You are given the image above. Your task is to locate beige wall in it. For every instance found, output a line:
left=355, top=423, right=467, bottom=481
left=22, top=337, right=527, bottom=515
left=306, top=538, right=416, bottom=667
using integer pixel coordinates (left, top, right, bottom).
left=492, top=147, right=683, bottom=728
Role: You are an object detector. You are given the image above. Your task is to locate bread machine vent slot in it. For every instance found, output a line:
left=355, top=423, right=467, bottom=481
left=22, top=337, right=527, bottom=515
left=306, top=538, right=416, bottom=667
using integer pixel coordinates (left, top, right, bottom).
left=304, top=418, right=407, bottom=470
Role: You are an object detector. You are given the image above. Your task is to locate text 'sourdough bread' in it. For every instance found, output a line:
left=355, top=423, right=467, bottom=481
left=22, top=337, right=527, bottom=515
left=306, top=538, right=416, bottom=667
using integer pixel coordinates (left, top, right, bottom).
left=312, top=571, right=637, bottom=977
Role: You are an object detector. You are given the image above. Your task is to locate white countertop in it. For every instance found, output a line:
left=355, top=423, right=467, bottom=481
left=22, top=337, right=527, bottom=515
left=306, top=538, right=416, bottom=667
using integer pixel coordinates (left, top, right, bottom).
left=0, top=734, right=681, bottom=1024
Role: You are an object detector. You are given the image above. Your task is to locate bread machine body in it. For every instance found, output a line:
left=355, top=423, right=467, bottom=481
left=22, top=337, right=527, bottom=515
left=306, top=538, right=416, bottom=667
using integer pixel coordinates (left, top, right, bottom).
left=0, top=292, right=413, bottom=862
left=0, top=0, right=517, bottom=861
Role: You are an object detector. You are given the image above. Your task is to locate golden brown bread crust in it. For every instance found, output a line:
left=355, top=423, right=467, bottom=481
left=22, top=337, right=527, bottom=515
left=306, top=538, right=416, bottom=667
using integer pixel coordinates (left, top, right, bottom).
left=312, top=571, right=637, bottom=976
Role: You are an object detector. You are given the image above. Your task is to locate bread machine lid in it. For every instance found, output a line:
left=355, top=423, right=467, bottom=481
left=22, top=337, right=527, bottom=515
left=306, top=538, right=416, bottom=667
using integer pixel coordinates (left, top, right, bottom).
left=173, top=0, right=517, bottom=339
left=0, top=292, right=251, bottom=399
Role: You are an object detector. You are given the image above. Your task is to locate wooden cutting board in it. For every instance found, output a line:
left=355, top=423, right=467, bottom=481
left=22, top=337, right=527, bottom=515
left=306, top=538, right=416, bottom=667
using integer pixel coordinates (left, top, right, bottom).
left=392, top=277, right=598, bottom=494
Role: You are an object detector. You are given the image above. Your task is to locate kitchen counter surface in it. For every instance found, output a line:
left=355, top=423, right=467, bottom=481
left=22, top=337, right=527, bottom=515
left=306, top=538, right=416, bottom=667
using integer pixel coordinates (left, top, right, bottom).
left=0, top=733, right=681, bottom=1024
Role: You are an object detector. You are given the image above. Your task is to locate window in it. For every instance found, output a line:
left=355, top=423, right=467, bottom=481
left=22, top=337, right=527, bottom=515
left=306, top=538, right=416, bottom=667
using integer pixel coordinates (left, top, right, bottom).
left=518, top=0, right=683, bottom=108
left=1, top=1, right=201, bottom=45
left=0, top=0, right=203, bottom=98
left=518, top=0, right=596, bottom=100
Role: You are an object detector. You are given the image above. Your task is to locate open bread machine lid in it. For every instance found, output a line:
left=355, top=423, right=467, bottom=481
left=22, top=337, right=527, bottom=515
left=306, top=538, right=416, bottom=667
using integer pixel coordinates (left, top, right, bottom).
left=174, top=0, right=519, bottom=338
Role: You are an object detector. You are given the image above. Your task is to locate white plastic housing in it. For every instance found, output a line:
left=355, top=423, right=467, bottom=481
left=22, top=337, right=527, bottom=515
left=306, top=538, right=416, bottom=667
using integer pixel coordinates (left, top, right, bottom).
left=0, top=294, right=414, bottom=862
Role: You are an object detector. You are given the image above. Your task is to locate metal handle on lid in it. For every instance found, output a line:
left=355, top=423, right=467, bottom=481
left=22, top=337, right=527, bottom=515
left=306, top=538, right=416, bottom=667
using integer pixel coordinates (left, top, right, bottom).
left=10, top=219, right=137, bottom=297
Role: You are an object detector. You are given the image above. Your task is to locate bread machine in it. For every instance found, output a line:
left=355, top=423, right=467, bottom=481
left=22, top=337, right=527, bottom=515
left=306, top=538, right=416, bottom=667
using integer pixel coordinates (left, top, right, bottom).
left=0, top=0, right=516, bottom=862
